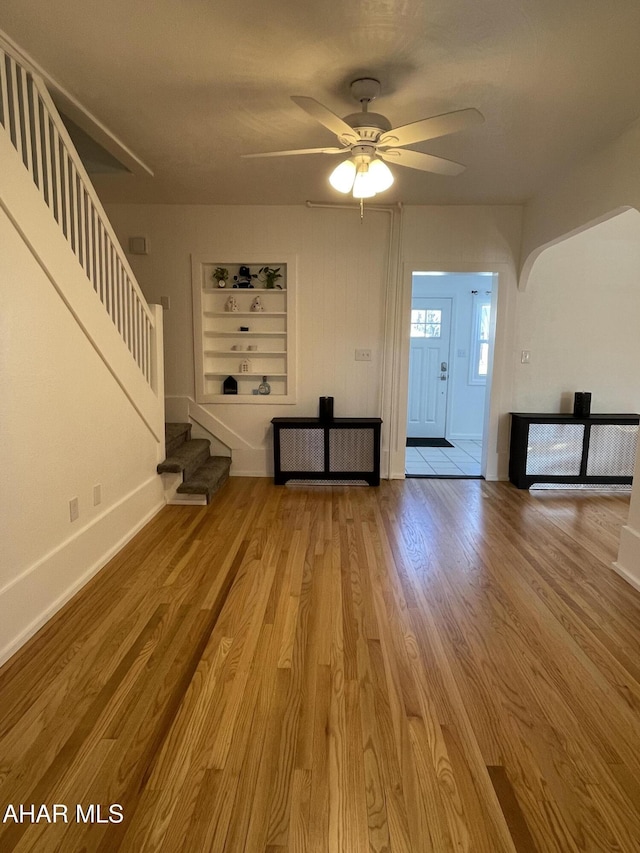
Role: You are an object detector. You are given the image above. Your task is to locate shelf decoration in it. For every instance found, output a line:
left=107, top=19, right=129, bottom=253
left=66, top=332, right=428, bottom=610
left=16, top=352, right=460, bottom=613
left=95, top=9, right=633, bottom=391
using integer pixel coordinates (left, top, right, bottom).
left=223, top=375, right=238, bottom=395
left=258, top=266, right=283, bottom=289
left=192, top=255, right=296, bottom=403
left=258, top=376, right=271, bottom=395
left=213, top=267, right=229, bottom=288
left=232, top=265, right=257, bottom=288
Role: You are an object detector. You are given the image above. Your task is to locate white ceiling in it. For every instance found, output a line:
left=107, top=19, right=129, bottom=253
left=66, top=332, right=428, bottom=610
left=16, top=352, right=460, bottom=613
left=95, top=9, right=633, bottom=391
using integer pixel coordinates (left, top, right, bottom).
left=3, top=0, right=640, bottom=206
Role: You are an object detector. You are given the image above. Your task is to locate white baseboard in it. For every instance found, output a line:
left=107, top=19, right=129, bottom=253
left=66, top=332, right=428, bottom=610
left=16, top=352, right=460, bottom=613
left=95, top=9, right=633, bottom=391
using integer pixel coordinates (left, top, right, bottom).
left=611, top=560, right=640, bottom=593
left=0, top=476, right=164, bottom=668
left=612, top=523, right=640, bottom=592
left=228, top=447, right=270, bottom=477
left=168, top=493, right=208, bottom=505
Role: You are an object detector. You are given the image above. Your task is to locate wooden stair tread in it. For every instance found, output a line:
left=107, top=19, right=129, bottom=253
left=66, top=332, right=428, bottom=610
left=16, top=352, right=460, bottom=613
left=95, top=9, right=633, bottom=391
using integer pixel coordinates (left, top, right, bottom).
left=177, top=457, right=231, bottom=500
left=160, top=424, right=231, bottom=504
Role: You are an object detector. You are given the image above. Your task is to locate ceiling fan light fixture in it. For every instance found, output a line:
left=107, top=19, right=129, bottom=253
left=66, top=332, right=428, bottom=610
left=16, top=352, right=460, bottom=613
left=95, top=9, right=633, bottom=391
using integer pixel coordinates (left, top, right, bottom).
left=368, top=158, right=394, bottom=191
left=352, top=164, right=377, bottom=199
left=329, top=158, right=357, bottom=193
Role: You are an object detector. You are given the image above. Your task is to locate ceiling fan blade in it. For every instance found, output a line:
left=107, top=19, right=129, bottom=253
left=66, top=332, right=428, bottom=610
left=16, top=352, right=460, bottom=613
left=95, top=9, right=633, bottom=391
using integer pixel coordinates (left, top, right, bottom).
left=379, top=148, right=466, bottom=176
left=291, top=96, right=360, bottom=144
left=378, top=108, right=484, bottom=149
left=242, top=146, right=345, bottom=158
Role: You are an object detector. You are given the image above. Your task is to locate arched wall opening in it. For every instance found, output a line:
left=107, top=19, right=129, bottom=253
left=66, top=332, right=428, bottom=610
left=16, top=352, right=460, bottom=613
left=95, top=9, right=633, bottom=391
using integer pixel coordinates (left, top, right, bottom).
left=512, top=207, right=640, bottom=416
left=518, top=205, right=634, bottom=292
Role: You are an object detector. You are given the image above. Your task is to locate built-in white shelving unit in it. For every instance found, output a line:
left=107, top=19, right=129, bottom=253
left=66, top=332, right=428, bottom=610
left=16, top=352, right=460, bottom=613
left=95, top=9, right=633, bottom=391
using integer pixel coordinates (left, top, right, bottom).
left=191, top=256, right=296, bottom=403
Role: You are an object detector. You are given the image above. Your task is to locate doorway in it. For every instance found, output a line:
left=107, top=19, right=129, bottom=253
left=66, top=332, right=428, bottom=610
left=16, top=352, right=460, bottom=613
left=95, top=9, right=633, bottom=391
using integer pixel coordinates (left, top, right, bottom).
left=405, top=272, right=496, bottom=477
left=407, top=296, right=452, bottom=438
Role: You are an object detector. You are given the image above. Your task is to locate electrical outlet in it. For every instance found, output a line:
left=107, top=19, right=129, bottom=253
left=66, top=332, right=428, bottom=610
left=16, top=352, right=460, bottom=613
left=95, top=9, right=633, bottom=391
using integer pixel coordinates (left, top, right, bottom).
left=355, top=349, right=372, bottom=362
left=93, top=484, right=102, bottom=506
left=69, top=497, right=79, bottom=522
left=521, top=350, right=531, bottom=364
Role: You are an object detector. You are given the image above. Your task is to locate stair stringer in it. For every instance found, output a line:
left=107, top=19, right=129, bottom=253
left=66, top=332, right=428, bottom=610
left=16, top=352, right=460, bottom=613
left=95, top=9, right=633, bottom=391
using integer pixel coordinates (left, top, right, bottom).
left=182, top=398, right=271, bottom=477
left=164, top=397, right=272, bottom=477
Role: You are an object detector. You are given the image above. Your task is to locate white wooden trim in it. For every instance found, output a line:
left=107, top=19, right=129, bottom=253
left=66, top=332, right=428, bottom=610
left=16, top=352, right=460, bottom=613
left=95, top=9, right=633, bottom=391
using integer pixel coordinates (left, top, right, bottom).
left=191, top=255, right=297, bottom=405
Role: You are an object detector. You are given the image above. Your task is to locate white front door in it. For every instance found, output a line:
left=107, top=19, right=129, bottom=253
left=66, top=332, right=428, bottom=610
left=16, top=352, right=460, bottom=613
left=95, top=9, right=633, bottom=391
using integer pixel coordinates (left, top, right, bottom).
left=406, top=297, right=452, bottom=438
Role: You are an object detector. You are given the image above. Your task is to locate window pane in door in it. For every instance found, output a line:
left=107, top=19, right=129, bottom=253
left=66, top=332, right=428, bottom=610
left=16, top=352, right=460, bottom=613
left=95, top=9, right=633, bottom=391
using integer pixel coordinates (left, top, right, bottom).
left=410, top=308, right=442, bottom=337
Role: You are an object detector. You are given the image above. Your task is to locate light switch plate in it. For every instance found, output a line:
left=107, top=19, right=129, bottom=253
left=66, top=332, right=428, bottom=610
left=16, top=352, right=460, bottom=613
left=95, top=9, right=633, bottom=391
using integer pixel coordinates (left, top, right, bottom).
left=355, top=349, right=372, bottom=362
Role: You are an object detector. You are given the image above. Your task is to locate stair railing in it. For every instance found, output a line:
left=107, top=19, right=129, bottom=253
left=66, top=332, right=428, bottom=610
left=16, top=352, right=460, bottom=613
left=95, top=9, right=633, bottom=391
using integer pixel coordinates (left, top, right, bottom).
left=0, top=45, right=155, bottom=388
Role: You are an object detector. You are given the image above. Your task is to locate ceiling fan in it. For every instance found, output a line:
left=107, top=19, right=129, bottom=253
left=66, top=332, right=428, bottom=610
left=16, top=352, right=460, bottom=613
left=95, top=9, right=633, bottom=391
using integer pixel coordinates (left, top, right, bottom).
left=242, top=78, right=484, bottom=200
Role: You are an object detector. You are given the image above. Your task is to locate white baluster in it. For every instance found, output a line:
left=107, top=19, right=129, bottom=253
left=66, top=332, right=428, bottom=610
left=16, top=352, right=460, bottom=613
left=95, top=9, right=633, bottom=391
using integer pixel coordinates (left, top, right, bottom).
left=105, top=234, right=114, bottom=323
left=8, top=57, right=23, bottom=161
left=29, top=79, right=46, bottom=196
left=0, top=52, right=9, bottom=132
left=19, top=67, right=34, bottom=176
left=40, top=102, right=54, bottom=210
left=123, top=266, right=131, bottom=354
left=68, top=158, right=79, bottom=256
left=92, top=204, right=100, bottom=296
left=76, top=175, right=85, bottom=270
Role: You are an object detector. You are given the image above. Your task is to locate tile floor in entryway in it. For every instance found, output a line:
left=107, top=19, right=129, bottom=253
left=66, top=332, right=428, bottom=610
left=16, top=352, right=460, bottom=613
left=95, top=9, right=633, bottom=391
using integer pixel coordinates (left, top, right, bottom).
left=405, top=439, right=483, bottom=477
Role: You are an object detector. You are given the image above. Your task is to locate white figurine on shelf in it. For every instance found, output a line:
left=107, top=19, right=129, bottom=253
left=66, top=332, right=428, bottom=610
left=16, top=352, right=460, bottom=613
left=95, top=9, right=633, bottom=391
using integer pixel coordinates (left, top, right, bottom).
left=239, top=359, right=251, bottom=373
left=250, top=296, right=264, bottom=312
left=225, top=295, right=239, bottom=312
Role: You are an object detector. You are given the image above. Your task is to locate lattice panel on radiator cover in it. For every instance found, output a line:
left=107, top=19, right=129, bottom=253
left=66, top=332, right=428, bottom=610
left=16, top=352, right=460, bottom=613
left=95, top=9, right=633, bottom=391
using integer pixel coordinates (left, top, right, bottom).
left=329, top=429, right=374, bottom=472
left=526, top=423, right=584, bottom=475
left=587, top=424, right=638, bottom=476
left=279, top=429, right=324, bottom=472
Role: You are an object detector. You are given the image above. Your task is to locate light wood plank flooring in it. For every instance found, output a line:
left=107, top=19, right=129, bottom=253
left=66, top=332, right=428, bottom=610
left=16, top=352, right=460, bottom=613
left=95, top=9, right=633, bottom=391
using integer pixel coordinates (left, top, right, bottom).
left=1, top=478, right=639, bottom=851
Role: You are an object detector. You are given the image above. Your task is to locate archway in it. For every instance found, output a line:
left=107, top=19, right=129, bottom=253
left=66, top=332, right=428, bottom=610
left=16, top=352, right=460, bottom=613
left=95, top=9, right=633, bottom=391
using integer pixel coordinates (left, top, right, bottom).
left=513, top=208, right=640, bottom=415
left=516, top=207, right=640, bottom=589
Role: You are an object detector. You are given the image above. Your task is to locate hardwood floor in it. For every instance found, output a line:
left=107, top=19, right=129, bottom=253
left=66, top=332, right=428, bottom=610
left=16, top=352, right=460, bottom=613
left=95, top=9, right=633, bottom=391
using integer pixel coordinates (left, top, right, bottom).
left=1, top=478, right=639, bottom=851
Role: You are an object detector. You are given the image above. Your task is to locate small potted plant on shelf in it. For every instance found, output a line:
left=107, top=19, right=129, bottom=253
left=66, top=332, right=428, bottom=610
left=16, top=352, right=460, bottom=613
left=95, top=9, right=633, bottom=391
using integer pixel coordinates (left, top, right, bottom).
left=212, top=267, right=229, bottom=288
left=258, top=266, right=283, bottom=289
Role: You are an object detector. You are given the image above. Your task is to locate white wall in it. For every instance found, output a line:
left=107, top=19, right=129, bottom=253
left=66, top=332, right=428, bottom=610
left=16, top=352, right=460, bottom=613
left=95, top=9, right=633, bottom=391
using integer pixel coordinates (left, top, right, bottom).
left=106, top=203, right=524, bottom=479
left=106, top=203, right=392, bottom=474
left=0, top=207, right=164, bottom=664
left=513, top=209, right=640, bottom=414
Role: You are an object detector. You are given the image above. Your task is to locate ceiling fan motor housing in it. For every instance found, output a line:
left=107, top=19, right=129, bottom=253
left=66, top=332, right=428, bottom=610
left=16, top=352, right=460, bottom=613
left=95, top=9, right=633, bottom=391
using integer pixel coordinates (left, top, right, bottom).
left=342, top=112, right=392, bottom=142
left=342, top=77, right=392, bottom=142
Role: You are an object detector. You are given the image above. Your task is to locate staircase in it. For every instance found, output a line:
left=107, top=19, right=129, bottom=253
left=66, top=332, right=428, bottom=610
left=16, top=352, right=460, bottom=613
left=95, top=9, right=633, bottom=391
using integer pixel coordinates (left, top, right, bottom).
left=158, top=423, right=231, bottom=505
